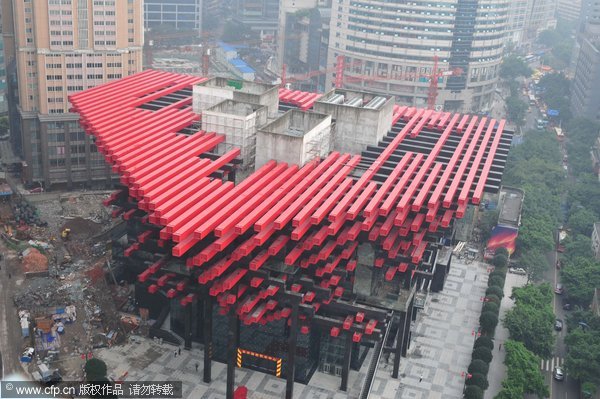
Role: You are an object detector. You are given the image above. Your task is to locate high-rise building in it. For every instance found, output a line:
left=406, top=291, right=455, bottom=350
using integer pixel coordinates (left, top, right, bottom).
left=0, top=5, right=7, bottom=117
left=326, top=0, right=508, bottom=112
left=523, top=0, right=557, bottom=42
left=505, top=0, right=528, bottom=46
left=557, top=0, right=582, bottom=22
left=571, top=0, right=600, bottom=120
left=505, top=0, right=557, bottom=49
left=1, top=0, right=143, bottom=189
left=276, top=0, right=332, bottom=91
left=144, top=0, right=202, bottom=32
left=233, top=0, right=280, bottom=38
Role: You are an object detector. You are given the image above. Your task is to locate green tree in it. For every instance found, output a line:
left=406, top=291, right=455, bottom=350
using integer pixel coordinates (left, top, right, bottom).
left=537, top=29, right=562, bottom=47
left=519, top=249, right=548, bottom=282
left=84, top=358, right=108, bottom=381
left=472, top=347, right=493, bottom=363
left=500, top=55, right=533, bottom=79
left=486, top=286, right=504, bottom=299
left=482, top=301, right=499, bottom=315
left=504, top=284, right=555, bottom=358
left=496, top=340, right=549, bottom=399
left=505, top=96, right=528, bottom=125
left=495, top=246, right=510, bottom=259
left=465, top=385, right=484, bottom=399
left=486, top=294, right=501, bottom=306
left=492, top=253, right=509, bottom=269
left=561, top=257, right=600, bottom=307
left=539, top=73, right=572, bottom=121
left=489, top=275, right=505, bottom=288
left=562, top=234, right=594, bottom=262
left=468, top=359, right=490, bottom=375
left=474, top=335, right=495, bottom=351
left=480, top=311, right=499, bottom=335
left=582, top=382, right=598, bottom=399
left=568, top=208, right=598, bottom=236
left=564, top=328, right=600, bottom=385
left=466, top=373, right=489, bottom=390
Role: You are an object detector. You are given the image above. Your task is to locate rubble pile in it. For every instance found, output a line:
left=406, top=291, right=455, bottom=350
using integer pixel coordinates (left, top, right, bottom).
left=13, top=278, right=70, bottom=310
left=12, top=200, right=46, bottom=227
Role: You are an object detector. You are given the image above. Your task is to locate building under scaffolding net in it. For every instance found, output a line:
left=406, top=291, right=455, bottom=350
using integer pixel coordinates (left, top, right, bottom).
left=69, top=70, right=513, bottom=399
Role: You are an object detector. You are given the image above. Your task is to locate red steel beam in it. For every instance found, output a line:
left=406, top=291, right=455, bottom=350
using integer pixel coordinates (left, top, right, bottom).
left=274, top=154, right=353, bottom=230
left=234, top=162, right=316, bottom=235
left=456, top=119, right=496, bottom=207
left=255, top=153, right=340, bottom=231
left=379, top=153, right=424, bottom=216
left=434, top=117, right=487, bottom=209
left=471, top=120, right=505, bottom=204
left=363, top=153, right=414, bottom=218
left=329, top=110, right=424, bottom=222
left=293, top=155, right=361, bottom=226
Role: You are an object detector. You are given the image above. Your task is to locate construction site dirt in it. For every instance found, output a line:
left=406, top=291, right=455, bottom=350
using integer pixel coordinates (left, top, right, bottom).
left=0, top=192, right=133, bottom=381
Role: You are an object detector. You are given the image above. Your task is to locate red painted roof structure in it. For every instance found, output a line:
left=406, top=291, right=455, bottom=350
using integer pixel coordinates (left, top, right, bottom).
left=69, top=70, right=512, bottom=338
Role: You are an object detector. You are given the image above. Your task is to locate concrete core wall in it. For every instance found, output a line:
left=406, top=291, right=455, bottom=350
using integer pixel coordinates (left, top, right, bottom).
left=313, top=89, right=393, bottom=155
left=255, top=109, right=332, bottom=169
left=202, top=100, right=268, bottom=170
left=193, top=77, right=279, bottom=118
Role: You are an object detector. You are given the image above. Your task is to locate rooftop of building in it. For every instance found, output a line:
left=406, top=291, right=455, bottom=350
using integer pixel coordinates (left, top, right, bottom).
left=498, top=187, right=525, bottom=228
left=205, top=99, right=265, bottom=117
left=259, top=109, right=329, bottom=138
left=317, top=88, right=392, bottom=111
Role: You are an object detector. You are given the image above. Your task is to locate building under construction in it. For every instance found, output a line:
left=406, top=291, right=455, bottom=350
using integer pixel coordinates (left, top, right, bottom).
left=69, top=70, right=513, bottom=399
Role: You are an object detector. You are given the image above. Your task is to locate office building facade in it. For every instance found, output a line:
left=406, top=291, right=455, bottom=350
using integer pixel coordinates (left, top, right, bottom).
left=1, top=0, right=143, bottom=188
left=326, top=0, right=508, bottom=112
left=277, top=0, right=332, bottom=91
left=233, top=0, right=280, bottom=38
left=144, top=0, right=202, bottom=32
left=557, top=0, right=582, bottom=22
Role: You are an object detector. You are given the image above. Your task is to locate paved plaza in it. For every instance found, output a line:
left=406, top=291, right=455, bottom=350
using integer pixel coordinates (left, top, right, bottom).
left=96, top=258, right=490, bottom=398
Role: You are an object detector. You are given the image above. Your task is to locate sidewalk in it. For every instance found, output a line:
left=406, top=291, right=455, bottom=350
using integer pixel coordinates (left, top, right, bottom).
left=484, top=272, right=527, bottom=399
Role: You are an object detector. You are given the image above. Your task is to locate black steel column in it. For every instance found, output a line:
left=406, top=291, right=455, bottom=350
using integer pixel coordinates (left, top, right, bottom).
left=392, top=314, right=405, bottom=378
left=402, top=304, right=413, bottom=354
left=184, top=304, right=192, bottom=350
left=226, top=308, right=240, bottom=399
left=340, top=332, right=354, bottom=391
left=203, top=297, right=213, bottom=383
left=285, top=301, right=300, bottom=399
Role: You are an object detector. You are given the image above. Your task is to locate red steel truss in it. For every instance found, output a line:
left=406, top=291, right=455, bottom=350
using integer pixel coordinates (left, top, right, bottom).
left=69, top=70, right=511, bottom=342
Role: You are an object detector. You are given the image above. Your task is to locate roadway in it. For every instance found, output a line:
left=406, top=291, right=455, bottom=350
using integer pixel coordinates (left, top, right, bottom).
left=507, top=83, right=580, bottom=398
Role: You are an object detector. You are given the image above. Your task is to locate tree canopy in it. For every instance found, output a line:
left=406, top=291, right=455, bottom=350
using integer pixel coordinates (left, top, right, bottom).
left=561, top=257, right=600, bottom=307
left=564, top=327, right=600, bottom=386
left=500, top=55, right=533, bottom=80
left=505, top=96, right=527, bottom=126
left=84, top=358, right=108, bottom=381
left=495, top=340, right=549, bottom=399
left=503, top=284, right=555, bottom=358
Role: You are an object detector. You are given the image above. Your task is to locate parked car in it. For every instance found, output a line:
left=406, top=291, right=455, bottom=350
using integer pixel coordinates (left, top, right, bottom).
left=554, top=318, right=563, bottom=331
left=553, top=366, right=565, bottom=381
left=509, top=267, right=527, bottom=275
left=555, top=283, right=564, bottom=294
